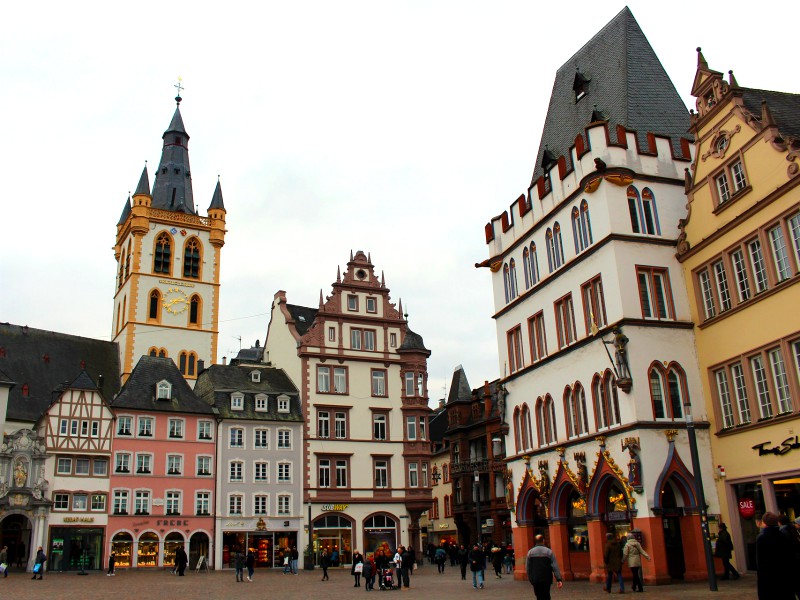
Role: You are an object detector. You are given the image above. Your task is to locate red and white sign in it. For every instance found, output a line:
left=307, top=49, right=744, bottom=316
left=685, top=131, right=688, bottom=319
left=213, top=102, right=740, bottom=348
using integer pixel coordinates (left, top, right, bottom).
left=738, top=498, right=756, bottom=519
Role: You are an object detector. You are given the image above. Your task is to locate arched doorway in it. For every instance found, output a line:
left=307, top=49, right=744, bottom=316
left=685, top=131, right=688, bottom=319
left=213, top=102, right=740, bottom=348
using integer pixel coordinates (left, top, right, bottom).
left=189, top=532, right=209, bottom=569
left=313, top=514, right=352, bottom=566
left=164, top=532, right=185, bottom=570
left=363, top=514, right=397, bottom=560
left=111, top=532, right=133, bottom=568
left=0, top=513, right=32, bottom=571
left=661, top=483, right=686, bottom=580
left=602, top=482, right=632, bottom=538
left=136, top=532, right=158, bottom=567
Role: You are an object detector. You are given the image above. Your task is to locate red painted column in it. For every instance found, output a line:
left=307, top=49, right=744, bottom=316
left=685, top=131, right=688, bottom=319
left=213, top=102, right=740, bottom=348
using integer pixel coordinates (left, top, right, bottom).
left=512, top=524, right=535, bottom=581
left=634, top=516, right=671, bottom=585
left=548, top=522, right=573, bottom=580
left=587, top=519, right=607, bottom=583
left=679, top=514, right=708, bottom=581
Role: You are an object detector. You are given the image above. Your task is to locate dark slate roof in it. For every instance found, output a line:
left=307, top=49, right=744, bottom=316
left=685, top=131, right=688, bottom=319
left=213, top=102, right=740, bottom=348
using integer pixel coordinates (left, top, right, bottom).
left=230, top=343, right=264, bottom=365
left=398, top=329, right=430, bottom=353
left=117, top=196, right=131, bottom=226
left=740, top=88, right=800, bottom=141
left=150, top=105, right=196, bottom=214
left=110, top=356, right=213, bottom=415
left=67, top=371, right=99, bottom=391
left=193, top=364, right=302, bottom=422
left=428, top=406, right=449, bottom=444
left=287, top=304, right=318, bottom=336
left=530, top=7, right=690, bottom=184
left=208, top=180, right=225, bottom=211
left=134, top=164, right=150, bottom=196
left=447, top=366, right=473, bottom=405
left=0, top=366, right=15, bottom=386
left=0, top=323, right=120, bottom=423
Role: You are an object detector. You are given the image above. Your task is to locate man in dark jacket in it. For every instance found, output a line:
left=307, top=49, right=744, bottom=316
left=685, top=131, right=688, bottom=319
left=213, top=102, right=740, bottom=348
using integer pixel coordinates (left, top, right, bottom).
left=757, top=512, right=794, bottom=600
left=457, top=544, right=469, bottom=580
left=603, top=533, right=623, bottom=593
left=526, top=535, right=563, bottom=600
left=469, top=543, right=486, bottom=589
left=714, top=523, right=739, bottom=580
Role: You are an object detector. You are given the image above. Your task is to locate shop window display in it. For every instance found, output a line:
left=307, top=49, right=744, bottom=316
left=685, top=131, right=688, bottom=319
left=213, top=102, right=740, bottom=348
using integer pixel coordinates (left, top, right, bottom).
left=137, top=532, right=158, bottom=567
left=164, top=532, right=185, bottom=569
left=111, top=532, right=133, bottom=567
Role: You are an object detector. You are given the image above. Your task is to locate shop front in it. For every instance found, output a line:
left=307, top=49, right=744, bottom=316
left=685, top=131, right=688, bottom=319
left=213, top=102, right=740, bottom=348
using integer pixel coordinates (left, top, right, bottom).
left=107, top=516, right=213, bottom=569
left=363, top=514, right=398, bottom=560
left=221, top=518, right=299, bottom=569
left=48, top=525, right=104, bottom=571
left=312, top=513, right=352, bottom=566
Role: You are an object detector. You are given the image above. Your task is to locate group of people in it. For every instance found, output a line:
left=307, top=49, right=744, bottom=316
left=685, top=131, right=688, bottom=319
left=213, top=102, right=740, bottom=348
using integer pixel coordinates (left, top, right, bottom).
left=754, top=512, right=800, bottom=600
left=427, top=541, right=514, bottom=580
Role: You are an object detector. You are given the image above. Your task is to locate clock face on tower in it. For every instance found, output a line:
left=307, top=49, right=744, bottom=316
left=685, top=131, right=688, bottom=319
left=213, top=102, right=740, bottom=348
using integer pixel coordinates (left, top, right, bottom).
left=162, top=287, right=189, bottom=315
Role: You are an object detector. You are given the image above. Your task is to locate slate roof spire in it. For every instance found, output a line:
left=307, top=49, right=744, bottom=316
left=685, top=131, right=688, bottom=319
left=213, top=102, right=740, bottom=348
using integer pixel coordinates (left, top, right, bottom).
left=134, top=163, right=150, bottom=196
left=208, top=177, right=225, bottom=211
left=117, top=195, right=131, bottom=226
left=151, top=98, right=195, bottom=214
left=530, top=7, right=690, bottom=185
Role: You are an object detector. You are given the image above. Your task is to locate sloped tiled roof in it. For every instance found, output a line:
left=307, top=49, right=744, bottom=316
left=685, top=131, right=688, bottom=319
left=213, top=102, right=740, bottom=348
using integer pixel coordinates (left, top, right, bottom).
left=530, top=7, right=690, bottom=184
left=111, top=356, right=213, bottom=415
left=286, top=304, right=318, bottom=336
left=740, top=88, right=800, bottom=140
left=151, top=105, right=196, bottom=214
left=398, top=329, right=429, bottom=353
left=193, top=364, right=302, bottom=422
left=0, top=323, right=120, bottom=423
left=447, top=365, right=473, bottom=405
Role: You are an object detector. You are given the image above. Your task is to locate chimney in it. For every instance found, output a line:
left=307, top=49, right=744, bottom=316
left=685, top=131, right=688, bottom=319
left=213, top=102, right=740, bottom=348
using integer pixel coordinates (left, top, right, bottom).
left=98, top=374, right=104, bottom=389
left=222, top=356, right=227, bottom=366
left=438, top=399, right=445, bottom=410
left=197, top=359, right=205, bottom=375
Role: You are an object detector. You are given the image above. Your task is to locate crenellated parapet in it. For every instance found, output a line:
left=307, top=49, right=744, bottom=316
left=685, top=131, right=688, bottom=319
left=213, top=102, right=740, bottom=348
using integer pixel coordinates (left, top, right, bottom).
left=482, top=121, right=692, bottom=259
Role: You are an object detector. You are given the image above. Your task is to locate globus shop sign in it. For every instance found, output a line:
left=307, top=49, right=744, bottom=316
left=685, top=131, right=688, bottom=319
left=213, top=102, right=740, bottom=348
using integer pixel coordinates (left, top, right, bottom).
left=738, top=497, right=756, bottom=520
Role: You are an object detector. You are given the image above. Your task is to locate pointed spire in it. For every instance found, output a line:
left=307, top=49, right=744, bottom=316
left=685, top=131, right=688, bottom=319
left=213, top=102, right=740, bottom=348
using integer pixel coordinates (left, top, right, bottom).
left=398, top=299, right=403, bottom=318
left=350, top=249, right=354, bottom=261
left=117, top=195, right=132, bottom=226
left=151, top=99, right=194, bottom=214
left=208, top=177, right=225, bottom=211
left=381, top=271, right=385, bottom=287
left=134, top=163, right=150, bottom=196
left=367, top=252, right=371, bottom=264
left=696, top=47, right=708, bottom=69
left=336, top=266, right=341, bottom=283
left=727, top=70, right=738, bottom=88
left=761, top=100, right=777, bottom=128
left=319, top=290, right=324, bottom=308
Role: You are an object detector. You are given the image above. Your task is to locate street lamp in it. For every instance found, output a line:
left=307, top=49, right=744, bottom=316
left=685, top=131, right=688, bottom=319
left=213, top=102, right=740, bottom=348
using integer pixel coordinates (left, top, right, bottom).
left=474, top=470, right=482, bottom=545
left=684, top=399, right=717, bottom=592
left=306, top=501, right=315, bottom=570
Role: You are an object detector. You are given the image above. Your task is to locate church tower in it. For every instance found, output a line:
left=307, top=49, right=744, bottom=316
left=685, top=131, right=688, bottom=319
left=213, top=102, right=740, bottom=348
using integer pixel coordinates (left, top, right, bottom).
left=112, top=91, right=226, bottom=385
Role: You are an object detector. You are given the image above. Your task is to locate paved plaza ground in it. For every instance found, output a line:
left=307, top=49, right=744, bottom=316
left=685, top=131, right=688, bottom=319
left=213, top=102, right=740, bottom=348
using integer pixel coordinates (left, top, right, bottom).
left=0, top=563, right=757, bottom=600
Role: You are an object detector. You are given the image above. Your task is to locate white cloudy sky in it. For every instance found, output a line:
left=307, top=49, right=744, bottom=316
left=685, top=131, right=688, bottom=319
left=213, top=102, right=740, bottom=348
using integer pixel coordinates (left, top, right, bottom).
left=1, top=1, right=797, bottom=403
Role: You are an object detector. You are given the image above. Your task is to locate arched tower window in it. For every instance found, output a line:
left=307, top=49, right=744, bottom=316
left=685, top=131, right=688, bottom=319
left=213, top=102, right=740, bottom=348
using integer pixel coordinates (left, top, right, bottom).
left=125, top=240, right=132, bottom=279
left=554, top=222, right=564, bottom=268
left=522, top=247, right=531, bottom=289
left=513, top=407, right=522, bottom=453
left=627, top=186, right=641, bottom=234
left=179, top=350, right=199, bottom=377
left=546, top=229, right=555, bottom=273
left=189, top=294, right=201, bottom=326
left=503, top=263, right=511, bottom=303
left=509, top=259, right=518, bottom=299
left=530, top=243, right=540, bottom=285
left=183, top=238, right=201, bottom=279
left=641, top=188, right=661, bottom=235
left=118, top=249, right=126, bottom=289
left=148, top=289, right=161, bottom=322
left=154, top=232, right=172, bottom=275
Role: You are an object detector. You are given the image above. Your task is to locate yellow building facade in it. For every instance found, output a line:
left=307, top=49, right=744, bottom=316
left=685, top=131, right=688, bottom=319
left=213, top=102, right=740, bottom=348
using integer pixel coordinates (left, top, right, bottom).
left=678, top=49, right=800, bottom=572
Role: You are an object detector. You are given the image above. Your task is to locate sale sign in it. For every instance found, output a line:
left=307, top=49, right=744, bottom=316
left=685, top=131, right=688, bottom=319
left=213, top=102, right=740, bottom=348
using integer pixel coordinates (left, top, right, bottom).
left=738, top=497, right=756, bottom=519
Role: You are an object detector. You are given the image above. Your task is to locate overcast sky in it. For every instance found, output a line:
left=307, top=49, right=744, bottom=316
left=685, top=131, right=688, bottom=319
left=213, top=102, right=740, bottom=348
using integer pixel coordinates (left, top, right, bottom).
left=1, top=1, right=797, bottom=404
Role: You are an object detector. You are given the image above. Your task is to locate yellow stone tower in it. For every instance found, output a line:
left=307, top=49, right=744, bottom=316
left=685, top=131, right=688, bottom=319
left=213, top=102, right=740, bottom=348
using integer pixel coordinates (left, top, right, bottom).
left=112, top=92, right=226, bottom=384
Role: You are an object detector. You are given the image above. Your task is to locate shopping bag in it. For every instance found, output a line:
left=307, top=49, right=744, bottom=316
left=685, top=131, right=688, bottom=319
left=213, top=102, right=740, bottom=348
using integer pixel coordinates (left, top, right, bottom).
left=33, top=563, right=41, bottom=573
left=0, top=563, right=7, bottom=573
left=355, top=563, right=363, bottom=573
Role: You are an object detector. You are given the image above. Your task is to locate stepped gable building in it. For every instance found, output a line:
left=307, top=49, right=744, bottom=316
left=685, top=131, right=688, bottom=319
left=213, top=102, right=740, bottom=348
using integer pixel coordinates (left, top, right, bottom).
left=478, top=8, right=718, bottom=584
left=441, top=366, right=510, bottom=546
left=677, top=49, right=800, bottom=572
left=106, top=356, right=216, bottom=570
left=0, top=323, right=120, bottom=570
left=264, top=250, right=432, bottom=565
left=194, top=358, right=303, bottom=570
left=112, top=93, right=227, bottom=385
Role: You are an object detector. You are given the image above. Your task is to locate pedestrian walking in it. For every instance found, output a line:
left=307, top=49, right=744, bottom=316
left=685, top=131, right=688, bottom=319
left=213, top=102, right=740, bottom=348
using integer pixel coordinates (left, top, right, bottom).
left=393, top=546, right=403, bottom=589
left=235, top=549, right=245, bottom=582
left=603, top=533, right=624, bottom=594
left=363, top=557, right=375, bottom=591
left=31, top=546, right=46, bottom=580
left=175, top=544, right=188, bottom=576
left=291, top=545, right=299, bottom=574
left=491, top=544, right=503, bottom=579
left=245, top=548, right=255, bottom=582
left=779, top=515, right=800, bottom=600
left=458, top=544, right=469, bottom=580
left=0, top=545, right=8, bottom=578
left=352, top=550, right=364, bottom=587
left=107, top=550, right=116, bottom=576
left=400, top=546, right=412, bottom=588
left=714, top=523, right=739, bottom=581
left=622, top=532, right=650, bottom=592
left=526, top=535, right=563, bottom=600
left=503, top=547, right=514, bottom=575
left=468, top=543, right=486, bottom=589
left=320, top=548, right=330, bottom=581
left=435, top=545, right=447, bottom=573
left=757, top=512, right=794, bottom=600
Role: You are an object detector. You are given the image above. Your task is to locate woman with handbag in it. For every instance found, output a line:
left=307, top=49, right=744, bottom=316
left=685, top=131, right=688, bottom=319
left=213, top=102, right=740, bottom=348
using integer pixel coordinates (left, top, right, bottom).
left=31, top=546, right=46, bottom=580
left=352, top=550, right=364, bottom=587
left=622, top=533, right=651, bottom=592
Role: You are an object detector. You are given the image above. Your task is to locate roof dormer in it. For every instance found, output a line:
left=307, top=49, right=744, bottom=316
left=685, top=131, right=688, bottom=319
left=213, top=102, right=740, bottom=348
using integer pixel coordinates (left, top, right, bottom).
left=250, top=370, right=261, bottom=383
left=156, top=380, right=172, bottom=400
left=231, top=392, right=244, bottom=411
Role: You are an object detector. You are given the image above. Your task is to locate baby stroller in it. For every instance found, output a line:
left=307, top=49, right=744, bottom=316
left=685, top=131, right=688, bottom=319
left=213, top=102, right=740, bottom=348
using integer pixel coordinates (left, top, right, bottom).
left=379, top=567, right=395, bottom=590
